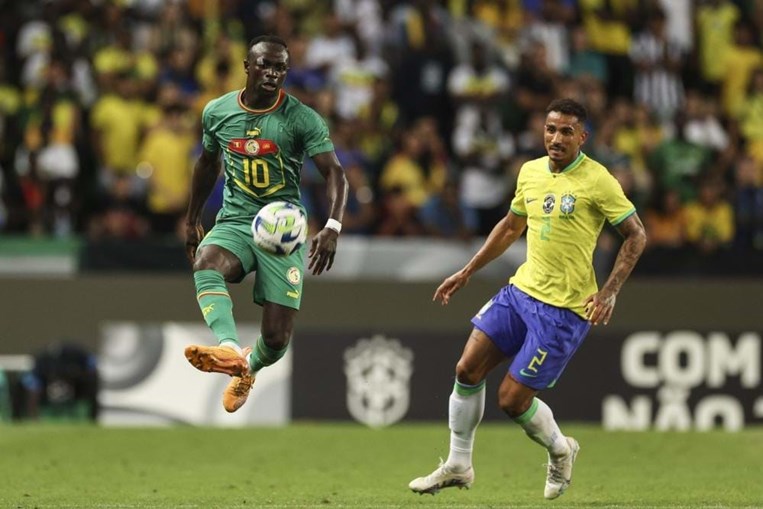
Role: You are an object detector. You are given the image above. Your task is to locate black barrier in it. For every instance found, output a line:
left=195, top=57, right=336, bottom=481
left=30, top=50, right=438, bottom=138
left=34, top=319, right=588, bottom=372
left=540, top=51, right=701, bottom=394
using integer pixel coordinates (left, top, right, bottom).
left=292, top=330, right=763, bottom=430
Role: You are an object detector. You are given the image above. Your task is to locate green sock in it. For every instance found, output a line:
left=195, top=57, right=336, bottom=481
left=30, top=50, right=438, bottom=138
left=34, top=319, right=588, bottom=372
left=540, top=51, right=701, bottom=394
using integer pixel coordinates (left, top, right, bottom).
left=249, top=335, right=288, bottom=373
left=194, top=269, right=239, bottom=346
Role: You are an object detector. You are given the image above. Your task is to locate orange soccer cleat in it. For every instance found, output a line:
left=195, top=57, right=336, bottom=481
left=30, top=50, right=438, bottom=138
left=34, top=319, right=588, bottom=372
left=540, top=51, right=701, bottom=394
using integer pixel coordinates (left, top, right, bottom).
left=184, top=344, right=248, bottom=377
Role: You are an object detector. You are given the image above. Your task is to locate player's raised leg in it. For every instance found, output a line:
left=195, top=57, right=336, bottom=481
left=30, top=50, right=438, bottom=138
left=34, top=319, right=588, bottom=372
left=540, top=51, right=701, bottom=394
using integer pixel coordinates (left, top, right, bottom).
left=515, top=397, right=578, bottom=499
left=500, top=375, right=578, bottom=500
left=222, top=347, right=254, bottom=412
left=184, top=270, right=247, bottom=375
left=185, top=245, right=249, bottom=377
left=223, top=302, right=295, bottom=412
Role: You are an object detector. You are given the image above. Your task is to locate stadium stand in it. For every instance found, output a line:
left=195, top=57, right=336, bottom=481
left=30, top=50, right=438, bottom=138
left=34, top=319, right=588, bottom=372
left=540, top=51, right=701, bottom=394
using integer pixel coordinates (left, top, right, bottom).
left=0, top=0, right=762, bottom=275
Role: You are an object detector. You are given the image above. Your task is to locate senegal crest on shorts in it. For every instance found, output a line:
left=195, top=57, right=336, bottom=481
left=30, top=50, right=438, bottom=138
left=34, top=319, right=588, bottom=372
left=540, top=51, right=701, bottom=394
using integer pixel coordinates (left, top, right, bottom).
left=287, top=266, right=301, bottom=285
left=543, top=193, right=556, bottom=214
left=560, top=193, right=576, bottom=215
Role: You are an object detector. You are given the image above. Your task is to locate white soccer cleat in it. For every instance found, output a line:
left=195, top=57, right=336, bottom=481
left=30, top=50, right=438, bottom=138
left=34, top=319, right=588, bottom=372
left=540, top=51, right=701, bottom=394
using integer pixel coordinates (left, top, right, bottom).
left=409, top=460, right=474, bottom=495
left=544, top=436, right=580, bottom=500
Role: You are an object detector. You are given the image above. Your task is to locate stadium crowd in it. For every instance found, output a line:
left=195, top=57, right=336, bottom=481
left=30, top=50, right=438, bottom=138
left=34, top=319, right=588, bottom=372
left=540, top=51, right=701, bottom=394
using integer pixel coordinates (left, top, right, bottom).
left=0, top=0, right=762, bottom=273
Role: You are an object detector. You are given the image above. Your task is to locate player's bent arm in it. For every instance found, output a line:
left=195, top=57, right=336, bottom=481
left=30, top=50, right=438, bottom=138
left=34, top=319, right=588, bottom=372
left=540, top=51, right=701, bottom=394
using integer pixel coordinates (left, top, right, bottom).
left=600, top=212, right=647, bottom=296
left=312, top=151, right=349, bottom=225
left=186, top=148, right=222, bottom=224
left=462, top=210, right=528, bottom=277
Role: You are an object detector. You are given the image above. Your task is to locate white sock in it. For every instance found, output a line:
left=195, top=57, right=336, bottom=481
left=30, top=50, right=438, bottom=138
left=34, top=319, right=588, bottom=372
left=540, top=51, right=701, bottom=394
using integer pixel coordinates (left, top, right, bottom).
left=446, top=380, right=485, bottom=471
left=514, top=398, right=569, bottom=457
left=219, top=339, right=243, bottom=356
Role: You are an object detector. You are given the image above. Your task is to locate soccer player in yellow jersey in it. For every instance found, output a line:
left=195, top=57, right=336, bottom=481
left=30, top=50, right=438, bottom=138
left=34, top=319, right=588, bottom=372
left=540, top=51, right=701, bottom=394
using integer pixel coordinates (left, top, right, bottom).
left=409, top=98, right=646, bottom=499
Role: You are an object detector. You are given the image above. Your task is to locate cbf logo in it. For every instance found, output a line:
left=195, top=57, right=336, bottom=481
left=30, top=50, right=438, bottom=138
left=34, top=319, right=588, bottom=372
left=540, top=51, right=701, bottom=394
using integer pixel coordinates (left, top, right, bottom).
left=344, top=335, right=414, bottom=428
left=543, top=193, right=556, bottom=214
left=560, top=193, right=576, bottom=215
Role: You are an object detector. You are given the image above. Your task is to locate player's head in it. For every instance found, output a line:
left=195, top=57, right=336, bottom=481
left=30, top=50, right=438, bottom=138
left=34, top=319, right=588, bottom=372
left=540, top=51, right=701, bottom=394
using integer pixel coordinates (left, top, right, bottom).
left=544, top=98, right=588, bottom=166
left=244, top=35, right=289, bottom=97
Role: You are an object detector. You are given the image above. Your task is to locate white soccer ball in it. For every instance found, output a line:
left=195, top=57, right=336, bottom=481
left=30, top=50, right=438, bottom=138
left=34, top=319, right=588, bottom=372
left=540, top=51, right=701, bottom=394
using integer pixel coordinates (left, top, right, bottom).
left=251, top=201, right=308, bottom=255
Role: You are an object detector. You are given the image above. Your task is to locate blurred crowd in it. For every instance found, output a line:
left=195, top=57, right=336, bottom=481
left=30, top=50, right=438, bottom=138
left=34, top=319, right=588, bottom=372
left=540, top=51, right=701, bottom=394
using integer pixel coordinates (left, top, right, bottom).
left=1, top=0, right=763, bottom=265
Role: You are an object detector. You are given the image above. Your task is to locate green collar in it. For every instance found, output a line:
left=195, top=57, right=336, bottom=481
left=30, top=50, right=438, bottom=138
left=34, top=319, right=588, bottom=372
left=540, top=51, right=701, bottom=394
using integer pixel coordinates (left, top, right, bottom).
left=548, top=151, right=585, bottom=174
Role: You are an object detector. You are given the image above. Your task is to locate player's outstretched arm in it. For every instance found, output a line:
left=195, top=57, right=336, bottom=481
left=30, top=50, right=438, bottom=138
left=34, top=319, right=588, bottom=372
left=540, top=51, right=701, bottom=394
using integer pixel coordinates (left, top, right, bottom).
left=434, top=210, right=527, bottom=305
left=184, top=148, right=221, bottom=264
left=308, top=151, right=349, bottom=275
left=584, top=213, right=647, bottom=325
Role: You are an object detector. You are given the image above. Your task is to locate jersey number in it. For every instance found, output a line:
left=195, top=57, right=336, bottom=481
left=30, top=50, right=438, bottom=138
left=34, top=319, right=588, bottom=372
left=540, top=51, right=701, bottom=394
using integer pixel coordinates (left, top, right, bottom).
left=540, top=217, right=552, bottom=241
left=242, top=158, right=270, bottom=188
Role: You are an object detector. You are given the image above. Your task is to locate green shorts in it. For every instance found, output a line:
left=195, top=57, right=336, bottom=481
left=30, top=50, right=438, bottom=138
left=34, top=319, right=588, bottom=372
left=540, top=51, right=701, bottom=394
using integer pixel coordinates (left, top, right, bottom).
left=198, top=220, right=305, bottom=309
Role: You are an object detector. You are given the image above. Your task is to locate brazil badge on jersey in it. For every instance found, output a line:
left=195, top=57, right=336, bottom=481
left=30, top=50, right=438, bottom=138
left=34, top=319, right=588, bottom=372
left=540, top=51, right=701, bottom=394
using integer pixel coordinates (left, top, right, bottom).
left=509, top=152, right=635, bottom=317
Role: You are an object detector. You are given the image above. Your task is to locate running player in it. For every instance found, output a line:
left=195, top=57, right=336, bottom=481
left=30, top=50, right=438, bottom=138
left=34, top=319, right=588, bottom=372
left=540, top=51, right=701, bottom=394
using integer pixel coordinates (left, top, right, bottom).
left=409, top=98, right=646, bottom=499
left=183, top=35, right=348, bottom=413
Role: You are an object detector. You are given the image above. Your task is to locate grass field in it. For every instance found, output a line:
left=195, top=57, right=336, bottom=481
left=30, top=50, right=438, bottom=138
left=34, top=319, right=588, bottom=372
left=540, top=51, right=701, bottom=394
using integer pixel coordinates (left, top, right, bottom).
left=1, top=423, right=761, bottom=508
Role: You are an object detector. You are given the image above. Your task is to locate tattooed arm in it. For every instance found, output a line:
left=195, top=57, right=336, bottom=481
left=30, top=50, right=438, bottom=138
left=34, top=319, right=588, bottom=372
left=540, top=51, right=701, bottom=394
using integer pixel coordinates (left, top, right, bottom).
left=584, top=213, right=647, bottom=325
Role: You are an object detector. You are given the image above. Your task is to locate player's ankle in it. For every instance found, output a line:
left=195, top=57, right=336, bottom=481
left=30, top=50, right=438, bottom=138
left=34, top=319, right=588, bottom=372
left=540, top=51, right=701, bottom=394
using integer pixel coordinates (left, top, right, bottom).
left=219, top=340, right=243, bottom=355
left=445, top=460, right=471, bottom=473
left=549, top=438, right=571, bottom=458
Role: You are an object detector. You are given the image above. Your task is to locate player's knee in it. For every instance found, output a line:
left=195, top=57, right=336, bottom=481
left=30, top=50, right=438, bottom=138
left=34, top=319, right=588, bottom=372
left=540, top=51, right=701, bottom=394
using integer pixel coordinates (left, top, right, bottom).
left=455, top=360, right=482, bottom=386
left=192, top=247, right=242, bottom=281
left=193, top=257, right=214, bottom=273
left=498, top=391, right=532, bottom=418
left=260, top=330, right=290, bottom=350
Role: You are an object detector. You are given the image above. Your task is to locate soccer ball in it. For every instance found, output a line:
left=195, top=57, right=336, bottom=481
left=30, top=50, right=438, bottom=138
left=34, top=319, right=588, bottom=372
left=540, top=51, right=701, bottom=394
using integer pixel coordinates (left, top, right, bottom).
left=251, top=201, right=308, bottom=255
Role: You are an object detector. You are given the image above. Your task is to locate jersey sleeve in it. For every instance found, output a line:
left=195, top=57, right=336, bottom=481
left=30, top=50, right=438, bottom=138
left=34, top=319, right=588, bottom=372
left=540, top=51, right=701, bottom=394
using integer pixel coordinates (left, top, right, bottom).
left=200, top=99, right=219, bottom=153
left=595, top=170, right=636, bottom=225
left=509, top=164, right=528, bottom=216
left=295, top=105, right=334, bottom=157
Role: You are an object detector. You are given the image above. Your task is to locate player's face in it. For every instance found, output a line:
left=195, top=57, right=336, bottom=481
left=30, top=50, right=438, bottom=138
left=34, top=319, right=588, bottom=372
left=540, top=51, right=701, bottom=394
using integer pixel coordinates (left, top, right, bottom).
left=245, top=42, right=289, bottom=96
left=544, top=111, right=587, bottom=168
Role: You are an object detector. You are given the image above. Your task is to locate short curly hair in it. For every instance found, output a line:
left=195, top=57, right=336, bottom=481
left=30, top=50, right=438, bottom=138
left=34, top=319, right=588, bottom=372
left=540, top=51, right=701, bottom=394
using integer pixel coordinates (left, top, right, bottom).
left=546, top=98, right=587, bottom=123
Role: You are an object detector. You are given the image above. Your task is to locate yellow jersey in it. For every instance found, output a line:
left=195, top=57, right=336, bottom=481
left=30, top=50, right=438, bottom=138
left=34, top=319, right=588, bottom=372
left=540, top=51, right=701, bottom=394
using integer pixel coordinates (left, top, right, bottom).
left=509, top=153, right=635, bottom=317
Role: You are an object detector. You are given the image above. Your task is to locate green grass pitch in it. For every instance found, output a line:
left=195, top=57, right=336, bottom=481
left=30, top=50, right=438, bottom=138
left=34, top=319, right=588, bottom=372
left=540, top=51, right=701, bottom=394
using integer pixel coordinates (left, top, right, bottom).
left=1, top=423, right=761, bottom=508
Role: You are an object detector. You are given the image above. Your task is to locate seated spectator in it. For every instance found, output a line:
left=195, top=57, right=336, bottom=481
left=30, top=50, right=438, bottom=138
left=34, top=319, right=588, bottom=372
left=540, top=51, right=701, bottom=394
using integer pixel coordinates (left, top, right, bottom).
left=644, top=188, right=686, bottom=250
left=418, top=180, right=477, bottom=240
left=88, top=175, right=149, bottom=240
left=732, top=155, right=763, bottom=250
left=738, top=67, right=763, bottom=149
left=137, top=102, right=195, bottom=237
left=629, top=9, right=685, bottom=121
left=721, top=21, right=762, bottom=117
left=612, top=102, right=663, bottom=194
left=376, top=185, right=424, bottom=237
left=683, top=176, right=735, bottom=254
left=684, top=90, right=729, bottom=153
left=379, top=123, right=447, bottom=208
left=283, top=34, right=327, bottom=106
left=648, top=111, right=712, bottom=201
left=566, top=26, right=607, bottom=84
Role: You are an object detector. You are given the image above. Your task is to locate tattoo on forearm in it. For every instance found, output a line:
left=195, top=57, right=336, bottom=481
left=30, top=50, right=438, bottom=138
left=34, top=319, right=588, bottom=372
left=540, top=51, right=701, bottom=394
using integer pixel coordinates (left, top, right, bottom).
left=604, top=215, right=646, bottom=294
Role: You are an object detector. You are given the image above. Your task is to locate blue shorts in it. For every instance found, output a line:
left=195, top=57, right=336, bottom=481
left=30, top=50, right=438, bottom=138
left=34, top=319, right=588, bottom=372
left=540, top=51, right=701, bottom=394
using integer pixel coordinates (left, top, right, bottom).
left=471, top=285, right=591, bottom=390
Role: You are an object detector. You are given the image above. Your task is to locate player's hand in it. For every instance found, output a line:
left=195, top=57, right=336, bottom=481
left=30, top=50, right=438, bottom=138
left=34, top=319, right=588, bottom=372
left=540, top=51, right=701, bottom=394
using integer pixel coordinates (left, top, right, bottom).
left=185, top=222, right=205, bottom=264
left=433, top=270, right=470, bottom=305
left=308, top=228, right=338, bottom=275
left=584, top=289, right=617, bottom=325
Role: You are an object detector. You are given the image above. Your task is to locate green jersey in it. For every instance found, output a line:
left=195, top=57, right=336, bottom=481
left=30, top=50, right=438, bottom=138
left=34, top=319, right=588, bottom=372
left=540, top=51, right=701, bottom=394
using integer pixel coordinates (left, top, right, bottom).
left=201, top=89, right=334, bottom=223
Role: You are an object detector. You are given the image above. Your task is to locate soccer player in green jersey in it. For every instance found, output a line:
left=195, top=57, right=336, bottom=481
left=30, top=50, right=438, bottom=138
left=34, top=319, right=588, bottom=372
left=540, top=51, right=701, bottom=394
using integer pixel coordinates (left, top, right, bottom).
left=409, top=98, right=647, bottom=499
left=183, top=35, right=348, bottom=413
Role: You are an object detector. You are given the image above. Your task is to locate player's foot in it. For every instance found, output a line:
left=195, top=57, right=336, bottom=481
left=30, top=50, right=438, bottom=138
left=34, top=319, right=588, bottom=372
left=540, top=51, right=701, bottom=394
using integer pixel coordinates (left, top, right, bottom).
left=544, top=436, right=579, bottom=500
left=409, top=460, right=474, bottom=495
left=223, top=347, right=254, bottom=413
left=184, top=344, right=248, bottom=377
